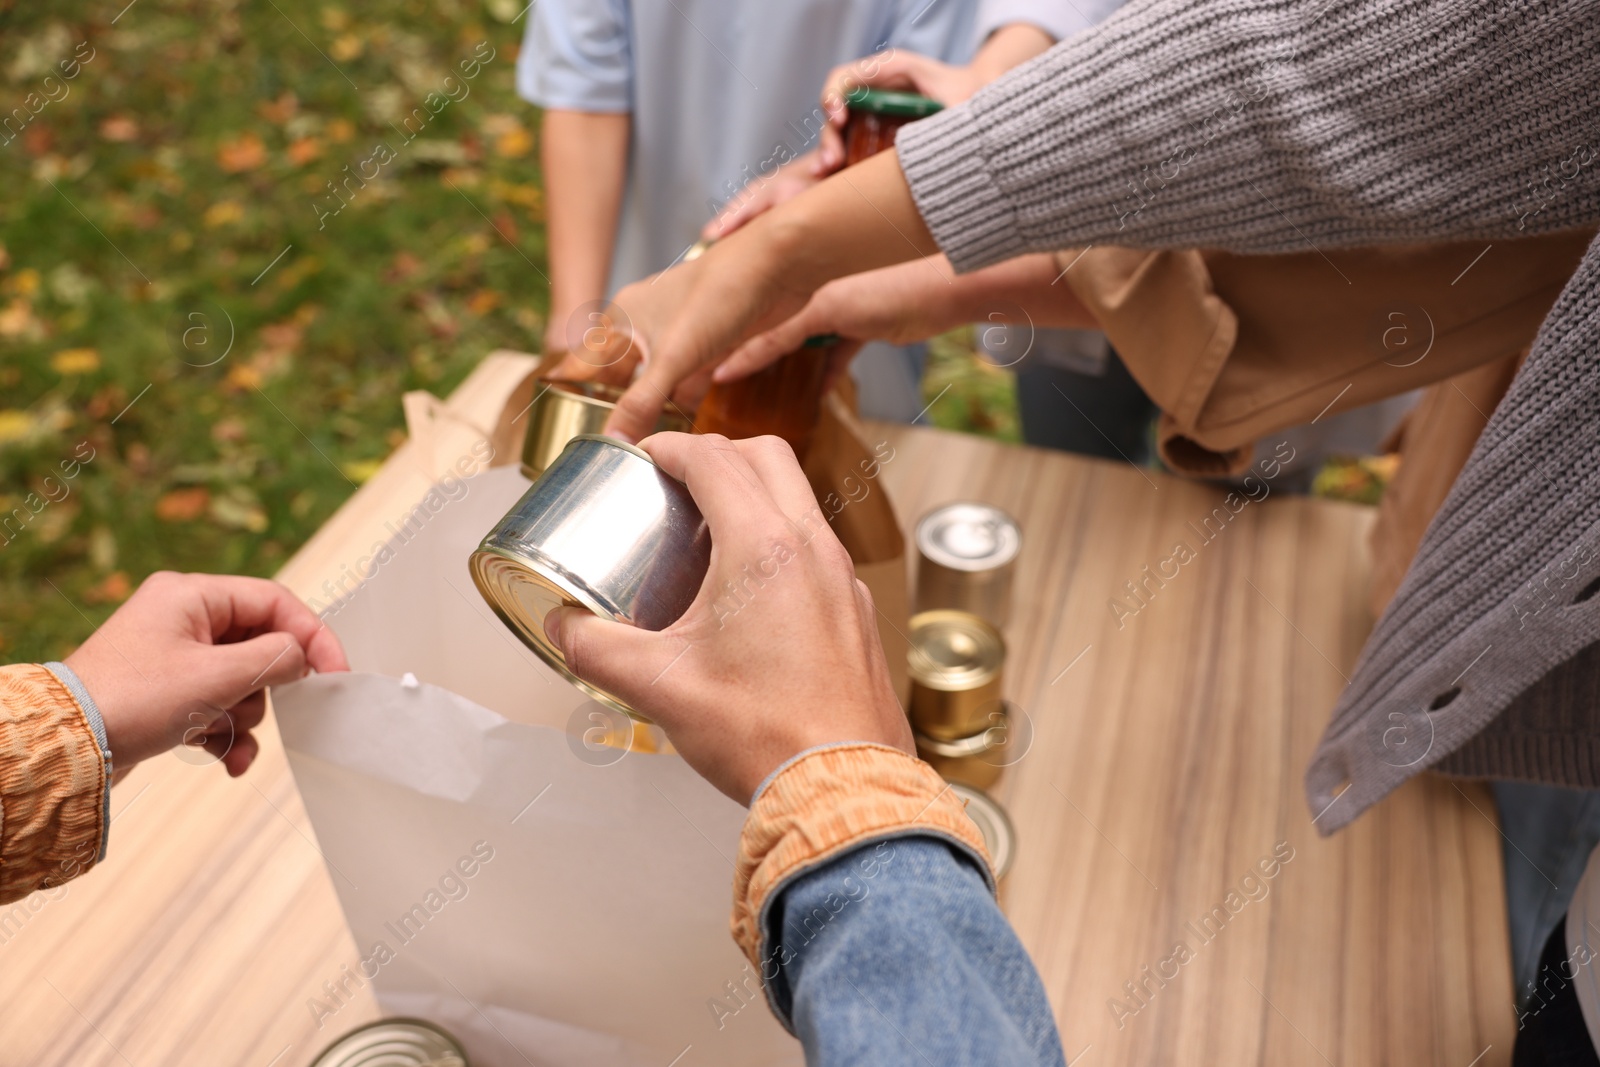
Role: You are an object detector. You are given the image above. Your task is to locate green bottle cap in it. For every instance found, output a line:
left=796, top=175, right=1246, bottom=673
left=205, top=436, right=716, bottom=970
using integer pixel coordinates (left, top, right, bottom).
left=844, top=86, right=944, bottom=118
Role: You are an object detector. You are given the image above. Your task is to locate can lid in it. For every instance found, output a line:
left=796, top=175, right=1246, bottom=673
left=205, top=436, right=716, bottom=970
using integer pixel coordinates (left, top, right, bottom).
left=309, top=1018, right=467, bottom=1066
left=845, top=86, right=945, bottom=118
left=908, top=609, right=1005, bottom=690
left=470, top=543, right=648, bottom=721
left=916, top=502, right=1021, bottom=572
left=950, top=783, right=1015, bottom=880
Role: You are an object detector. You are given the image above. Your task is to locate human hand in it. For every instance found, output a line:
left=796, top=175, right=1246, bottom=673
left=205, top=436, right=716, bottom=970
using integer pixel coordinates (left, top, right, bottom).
left=716, top=257, right=958, bottom=383
left=543, top=432, right=911, bottom=803
left=816, top=50, right=984, bottom=171
left=603, top=150, right=936, bottom=443
left=64, top=572, right=348, bottom=781
left=701, top=149, right=827, bottom=241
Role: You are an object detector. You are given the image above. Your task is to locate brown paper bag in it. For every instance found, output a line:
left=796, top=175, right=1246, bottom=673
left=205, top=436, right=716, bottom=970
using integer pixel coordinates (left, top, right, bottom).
left=802, top=386, right=912, bottom=707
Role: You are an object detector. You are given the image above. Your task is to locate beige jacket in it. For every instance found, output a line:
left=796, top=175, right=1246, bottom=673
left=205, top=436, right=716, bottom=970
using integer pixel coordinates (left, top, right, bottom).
left=1063, top=230, right=1595, bottom=614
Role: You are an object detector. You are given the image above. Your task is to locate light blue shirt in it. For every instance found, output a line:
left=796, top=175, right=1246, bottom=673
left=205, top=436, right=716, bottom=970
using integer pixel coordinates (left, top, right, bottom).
left=976, top=0, right=1128, bottom=42
left=518, top=0, right=978, bottom=294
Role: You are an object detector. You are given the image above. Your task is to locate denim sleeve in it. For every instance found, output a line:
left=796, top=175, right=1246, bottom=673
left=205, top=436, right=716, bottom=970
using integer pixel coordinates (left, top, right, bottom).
left=764, top=835, right=1066, bottom=1066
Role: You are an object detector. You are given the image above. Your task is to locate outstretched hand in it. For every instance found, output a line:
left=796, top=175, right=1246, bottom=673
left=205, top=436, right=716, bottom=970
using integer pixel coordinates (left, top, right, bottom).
left=544, top=432, right=911, bottom=803
left=65, top=572, right=348, bottom=781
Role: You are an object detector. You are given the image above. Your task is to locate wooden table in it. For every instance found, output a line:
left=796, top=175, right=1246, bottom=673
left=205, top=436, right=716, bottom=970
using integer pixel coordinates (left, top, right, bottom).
left=0, top=353, right=1514, bottom=1066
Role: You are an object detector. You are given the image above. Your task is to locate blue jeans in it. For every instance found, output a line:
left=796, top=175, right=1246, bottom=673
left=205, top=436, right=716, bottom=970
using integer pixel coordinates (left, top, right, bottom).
left=766, top=836, right=1066, bottom=1065
left=1495, top=781, right=1600, bottom=1008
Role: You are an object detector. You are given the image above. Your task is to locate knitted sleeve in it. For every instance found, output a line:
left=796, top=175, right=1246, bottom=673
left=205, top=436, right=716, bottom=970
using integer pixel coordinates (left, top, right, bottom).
left=896, top=0, right=1600, bottom=270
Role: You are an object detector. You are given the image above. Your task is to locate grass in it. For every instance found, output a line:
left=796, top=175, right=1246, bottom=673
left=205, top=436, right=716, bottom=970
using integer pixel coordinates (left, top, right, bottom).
left=1, top=3, right=550, bottom=662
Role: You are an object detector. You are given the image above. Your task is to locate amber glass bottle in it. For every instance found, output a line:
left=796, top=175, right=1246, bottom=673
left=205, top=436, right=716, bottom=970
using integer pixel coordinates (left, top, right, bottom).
left=693, top=335, right=838, bottom=461
left=842, top=87, right=943, bottom=165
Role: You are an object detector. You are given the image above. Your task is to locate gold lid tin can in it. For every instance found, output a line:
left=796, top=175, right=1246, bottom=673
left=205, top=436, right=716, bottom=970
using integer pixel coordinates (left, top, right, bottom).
left=921, top=710, right=1004, bottom=793
left=520, top=379, right=691, bottom=480
left=950, top=782, right=1016, bottom=882
left=309, top=1018, right=468, bottom=1067
left=907, top=609, right=1006, bottom=741
left=472, top=435, right=711, bottom=719
left=914, top=503, right=1021, bottom=628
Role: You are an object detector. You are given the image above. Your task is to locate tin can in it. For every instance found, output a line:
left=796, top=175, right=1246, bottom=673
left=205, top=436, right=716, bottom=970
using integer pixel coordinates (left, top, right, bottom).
left=842, top=87, right=943, bottom=166
left=914, top=701, right=1009, bottom=791
left=309, top=1018, right=468, bottom=1067
left=520, top=379, right=691, bottom=479
left=907, top=609, right=1005, bottom=741
left=914, top=503, right=1021, bottom=628
left=950, top=782, right=1016, bottom=882
left=472, top=435, right=711, bottom=718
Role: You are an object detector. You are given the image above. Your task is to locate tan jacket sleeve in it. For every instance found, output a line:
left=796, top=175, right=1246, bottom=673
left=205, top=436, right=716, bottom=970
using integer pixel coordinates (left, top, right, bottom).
left=730, top=743, right=993, bottom=970
left=0, top=664, right=110, bottom=904
left=1062, top=230, right=1594, bottom=614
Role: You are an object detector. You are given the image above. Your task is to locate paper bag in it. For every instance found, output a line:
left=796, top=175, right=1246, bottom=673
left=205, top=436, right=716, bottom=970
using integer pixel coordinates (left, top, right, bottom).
left=274, top=465, right=803, bottom=1067
left=803, top=389, right=911, bottom=704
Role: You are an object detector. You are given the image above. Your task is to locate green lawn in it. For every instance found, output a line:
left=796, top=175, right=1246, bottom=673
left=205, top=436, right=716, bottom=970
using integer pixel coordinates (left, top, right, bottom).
left=2, top=3, right=551, bottom=662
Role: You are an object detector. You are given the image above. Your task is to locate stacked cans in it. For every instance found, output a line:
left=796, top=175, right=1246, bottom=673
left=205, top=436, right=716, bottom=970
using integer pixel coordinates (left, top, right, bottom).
left=909, top=503, right=1022, bottom=800
left=909, top=503, right=1022, bottom=880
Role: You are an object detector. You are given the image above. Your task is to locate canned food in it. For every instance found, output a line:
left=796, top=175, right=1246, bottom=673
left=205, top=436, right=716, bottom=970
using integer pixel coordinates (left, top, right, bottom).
left=692, top=334, right=838, bottom=461
left=907, top=609, right=1006, bottom=741
left=472, top=435, right=711, bottom=718
left=950, top=782, right=1016, bottom=882
left=520, top=379, right=691, bottom=479
left=914, top=503, right=1021, bottom=628
left=842, top=87, right=943, bottom=166
left=914, top=703, right=1009, bottom=791
left=309, top=1018, right=467, bottom=1067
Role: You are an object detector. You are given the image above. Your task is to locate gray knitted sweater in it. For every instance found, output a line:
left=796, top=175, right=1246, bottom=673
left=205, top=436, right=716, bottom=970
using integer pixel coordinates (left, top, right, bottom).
left=896, top=0, right=1600, bottom=834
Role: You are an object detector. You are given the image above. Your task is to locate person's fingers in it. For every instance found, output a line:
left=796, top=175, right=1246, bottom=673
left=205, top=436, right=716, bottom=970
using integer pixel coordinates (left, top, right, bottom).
left=226, top=690, right=268, bottom=734
left=732, top=436, right=828, bottom=530
left=715, top=311, right=817, bottom=382
left=203, top=630, right=311, bottom=706
left=192, top=575, right=325, bottom=653
left=303, top=621, right=349, bottom=674
left=544, top=608, right=686, bottom=723
left=608, top=356, right=687, bottom=444
left=221, top=731, right=259, bottom=777
left=637, top=432, right=779, bottom=540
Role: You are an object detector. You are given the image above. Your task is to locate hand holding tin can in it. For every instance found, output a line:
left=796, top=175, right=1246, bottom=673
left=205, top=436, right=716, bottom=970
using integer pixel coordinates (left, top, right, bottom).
left=475, top=432, right=913, bottom=804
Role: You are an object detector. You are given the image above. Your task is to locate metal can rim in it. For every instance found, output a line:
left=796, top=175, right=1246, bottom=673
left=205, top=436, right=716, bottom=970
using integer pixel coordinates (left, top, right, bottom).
left=308, top=1017, right=468, bottom=1067
left=469, top=543, right=644, bottom=719
left=914, top=719, right=1007, bottom=759
left=949, top=783, right=1016, bottom=880
left=915, top=503, right=1022, bottom=572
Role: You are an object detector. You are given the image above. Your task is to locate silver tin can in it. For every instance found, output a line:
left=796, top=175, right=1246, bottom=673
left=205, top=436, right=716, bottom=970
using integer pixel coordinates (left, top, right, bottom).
left=471, top=434, right=711, bottom=718
left=914, top=503, right=1021, bottom=628
left=309, top=1018, right=468, bottom=1066
left=950, top=782, right=1016, bottom=882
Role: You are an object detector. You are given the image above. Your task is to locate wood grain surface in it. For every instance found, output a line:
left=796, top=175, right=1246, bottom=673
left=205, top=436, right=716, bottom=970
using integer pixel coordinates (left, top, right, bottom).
left=0, top=354, right=1514, bottom=1066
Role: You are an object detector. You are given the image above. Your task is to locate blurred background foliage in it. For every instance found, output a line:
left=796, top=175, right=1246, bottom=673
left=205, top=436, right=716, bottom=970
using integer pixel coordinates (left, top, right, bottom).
left=0, top=2, right=1386, bottom=664
left=1, top=1, right=551, bottom=661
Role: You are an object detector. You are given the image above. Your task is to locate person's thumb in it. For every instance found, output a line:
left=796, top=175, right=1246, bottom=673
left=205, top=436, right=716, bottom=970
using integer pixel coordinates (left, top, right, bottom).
left=202, top=630, right=310, bottom=707
left=546, top=607, right=686, bottom=721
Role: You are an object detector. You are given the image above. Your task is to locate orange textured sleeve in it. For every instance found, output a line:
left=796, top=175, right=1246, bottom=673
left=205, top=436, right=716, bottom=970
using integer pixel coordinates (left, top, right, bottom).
left=730, top=742, right=993, bottom=969
left=0, top=664, right=109, bottom=904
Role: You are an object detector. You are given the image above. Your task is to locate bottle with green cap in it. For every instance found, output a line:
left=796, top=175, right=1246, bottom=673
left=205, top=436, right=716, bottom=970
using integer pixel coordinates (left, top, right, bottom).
left=843, top=86, right=944, bottom=165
